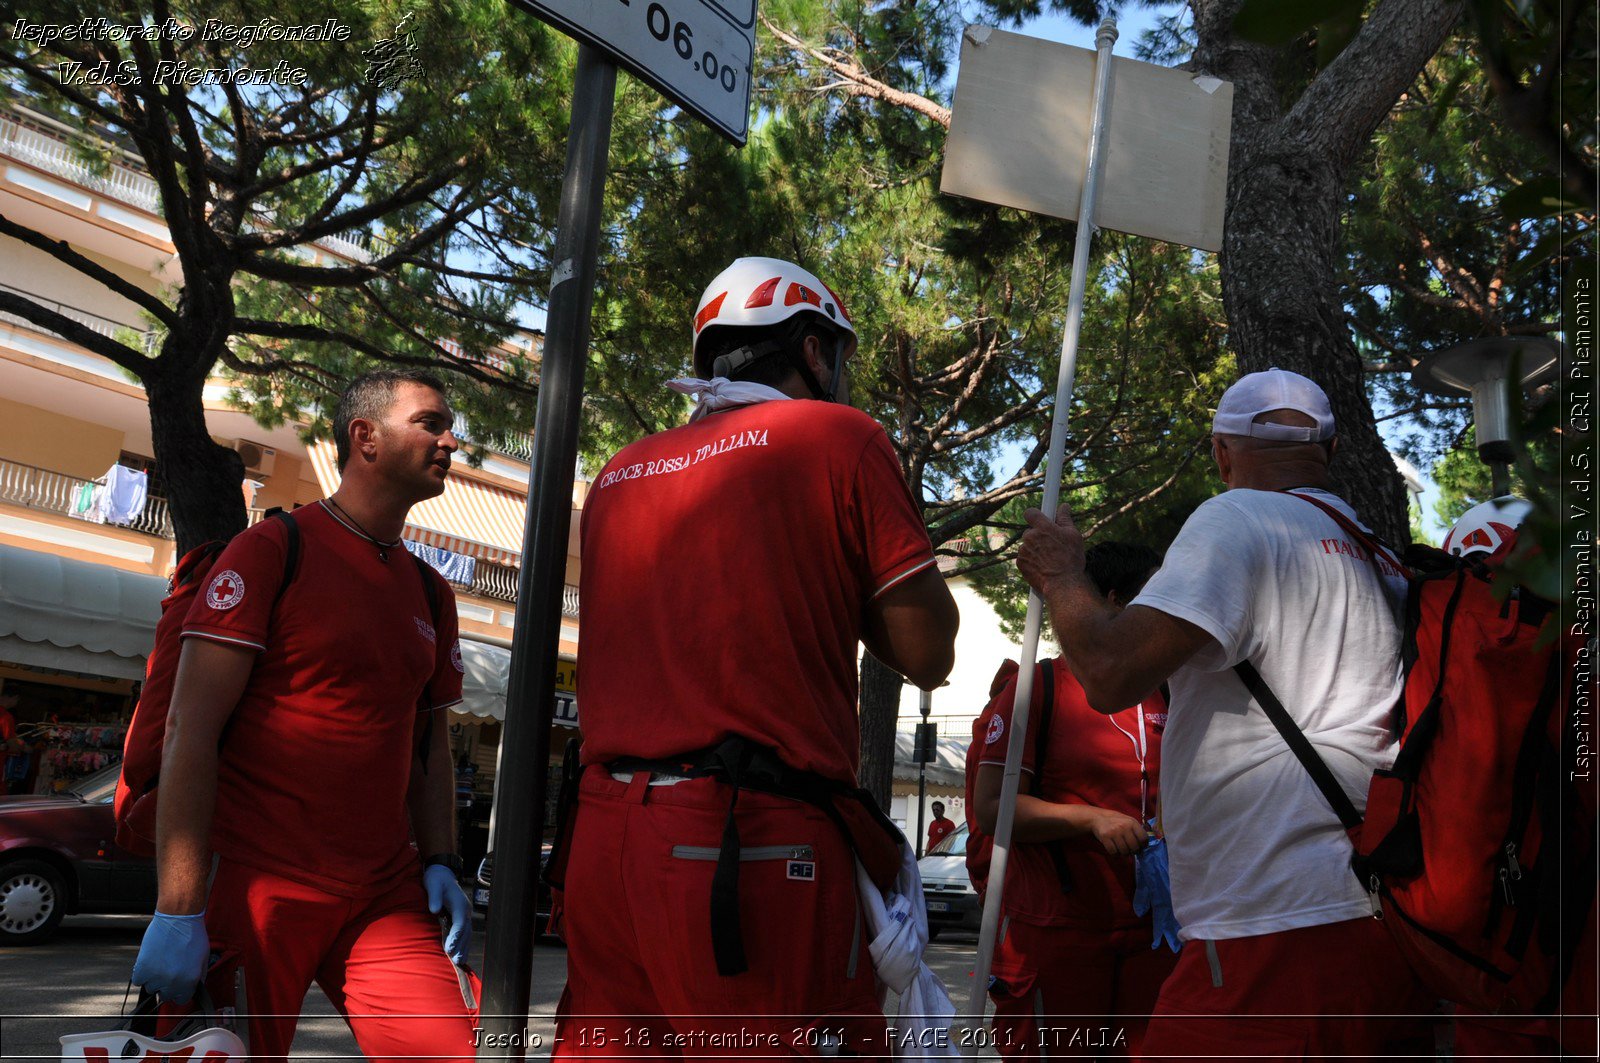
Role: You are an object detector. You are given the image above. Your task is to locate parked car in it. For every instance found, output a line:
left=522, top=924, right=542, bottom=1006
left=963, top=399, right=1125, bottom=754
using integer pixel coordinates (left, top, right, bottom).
left=473, top=844, right=560, bottom=940
left=0, top=764, right=157, bottom=945
left=919, top=823, right=980, bottom=938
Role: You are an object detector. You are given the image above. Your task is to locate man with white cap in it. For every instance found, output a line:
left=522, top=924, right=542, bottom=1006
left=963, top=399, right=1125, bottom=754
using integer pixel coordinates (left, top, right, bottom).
left=1015, top=369, right=1428, bottom=1055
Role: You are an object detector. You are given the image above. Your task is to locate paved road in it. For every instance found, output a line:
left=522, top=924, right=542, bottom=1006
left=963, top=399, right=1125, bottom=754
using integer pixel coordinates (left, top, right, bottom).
left=1, top=915, right=993, bottom=1059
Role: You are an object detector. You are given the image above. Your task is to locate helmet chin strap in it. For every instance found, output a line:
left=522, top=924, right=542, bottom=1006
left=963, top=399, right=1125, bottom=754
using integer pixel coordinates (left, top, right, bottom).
left=822, top=331, right=849, bottom=403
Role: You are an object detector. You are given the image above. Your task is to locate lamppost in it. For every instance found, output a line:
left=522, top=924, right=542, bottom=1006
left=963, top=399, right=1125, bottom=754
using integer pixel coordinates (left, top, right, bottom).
left=1412, top=336, right=1562, bottom=496
left=914, top=687, right=936, bottom=856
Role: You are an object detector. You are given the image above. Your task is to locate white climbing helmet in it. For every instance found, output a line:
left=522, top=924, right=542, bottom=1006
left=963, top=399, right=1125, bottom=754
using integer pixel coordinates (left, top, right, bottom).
left=690, top=256, right=855, bottom=380
left=60, top=1023, right=246, bottom=1062
left=1442, top=496, right=1532, bottom=557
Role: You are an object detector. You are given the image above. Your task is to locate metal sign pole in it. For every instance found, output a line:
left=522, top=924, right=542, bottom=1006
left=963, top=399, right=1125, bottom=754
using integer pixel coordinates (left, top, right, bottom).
left=916, top=688, right=932, bottom=855
left=964, top=15, right=1119, bottom=1034
left=478, top=44, right=618, bottom=1059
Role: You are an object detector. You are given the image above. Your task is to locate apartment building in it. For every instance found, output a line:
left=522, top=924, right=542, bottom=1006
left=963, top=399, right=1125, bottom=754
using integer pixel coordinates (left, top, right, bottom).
left=0, top=106, right=577, bottom=866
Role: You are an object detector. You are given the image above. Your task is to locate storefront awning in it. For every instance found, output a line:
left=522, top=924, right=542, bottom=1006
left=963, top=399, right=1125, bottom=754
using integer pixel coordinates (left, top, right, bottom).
left=0, top=543, right=164, bottom=680
left=308, top=441, right=528, bottom=564
left=455, top=637, right=577, bottom=726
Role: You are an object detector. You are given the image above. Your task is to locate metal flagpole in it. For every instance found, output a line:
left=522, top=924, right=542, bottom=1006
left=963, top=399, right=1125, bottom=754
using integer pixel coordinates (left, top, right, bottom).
left=478, top=44, right=617, bottom=1058
left=964, top=14, right=1120, bottom=1031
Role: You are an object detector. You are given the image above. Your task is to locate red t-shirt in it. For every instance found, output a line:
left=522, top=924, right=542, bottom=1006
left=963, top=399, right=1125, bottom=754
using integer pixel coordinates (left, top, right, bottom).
left=181, top=502, right=464, bottom=896
left=964, top=659, right=1164, bottom=928
left=578, top=399, right=935, bottom=784
left=926, top=816, right=956, bottom=850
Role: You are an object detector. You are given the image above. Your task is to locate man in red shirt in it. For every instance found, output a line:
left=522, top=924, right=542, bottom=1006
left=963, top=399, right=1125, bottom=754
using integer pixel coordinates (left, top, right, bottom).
left=131, top=370, right=476, bottom=1061
left=556, top=257, right=959, bottom=1057
left=926, top=801, right=957, bottom=852
left=966, top=542, right=1175, bottom=1059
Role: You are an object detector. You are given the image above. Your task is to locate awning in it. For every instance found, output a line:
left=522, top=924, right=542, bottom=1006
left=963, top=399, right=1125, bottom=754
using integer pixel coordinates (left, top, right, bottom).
left=308, top=441, right=528, bottom=564
left=453, top=637, right=577, bottom=726
left=0, top=543, right=165, bottom=680
left=891, top=732, right=968, bottom=789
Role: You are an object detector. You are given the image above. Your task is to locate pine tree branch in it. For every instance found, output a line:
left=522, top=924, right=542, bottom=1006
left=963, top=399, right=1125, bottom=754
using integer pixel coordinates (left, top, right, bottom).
left=761, top=17, right=952, bottom=128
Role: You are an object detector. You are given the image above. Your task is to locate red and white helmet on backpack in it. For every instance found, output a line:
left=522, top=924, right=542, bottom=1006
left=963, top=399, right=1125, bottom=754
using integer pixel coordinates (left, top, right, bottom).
left=690, top=257, right=855, bottom=379
left=1442, top=496, right=1532, bottom=557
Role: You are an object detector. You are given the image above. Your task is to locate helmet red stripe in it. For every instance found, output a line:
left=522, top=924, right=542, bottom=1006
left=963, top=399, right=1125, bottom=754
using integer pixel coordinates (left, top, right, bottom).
left=784, top=282, right=822, bottom=308
left=745, top=276, right=782, bottom=309
left=694, top=292, right=728, bottom=334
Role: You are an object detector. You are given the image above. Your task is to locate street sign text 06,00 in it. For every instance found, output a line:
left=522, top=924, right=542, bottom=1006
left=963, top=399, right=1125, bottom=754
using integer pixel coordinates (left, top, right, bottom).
left=513, top=0, right=756, bottom=144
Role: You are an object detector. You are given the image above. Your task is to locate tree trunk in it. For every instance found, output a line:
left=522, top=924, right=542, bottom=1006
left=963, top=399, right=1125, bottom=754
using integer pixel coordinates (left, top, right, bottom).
left=858, top=650, right=904, bottom=811
left=146, top=362, right=248, bottom=556
left=1218, top=137, right=1410, bottom=541
left=1191, top=0, right=1465, bottom=544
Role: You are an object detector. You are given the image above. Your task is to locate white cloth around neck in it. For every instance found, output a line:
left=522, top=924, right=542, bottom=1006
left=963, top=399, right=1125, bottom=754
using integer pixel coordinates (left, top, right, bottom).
left=666, top=376, right=790, bottom=422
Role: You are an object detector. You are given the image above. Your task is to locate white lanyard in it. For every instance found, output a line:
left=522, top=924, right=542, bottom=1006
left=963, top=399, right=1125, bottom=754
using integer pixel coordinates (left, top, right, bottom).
left=1108, top=704, right=1150, bottom=821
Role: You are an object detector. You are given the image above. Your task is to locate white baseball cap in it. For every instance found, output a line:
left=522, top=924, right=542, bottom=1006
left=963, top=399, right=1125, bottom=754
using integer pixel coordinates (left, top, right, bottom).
left=1212, top=368, right=1335, bottom=442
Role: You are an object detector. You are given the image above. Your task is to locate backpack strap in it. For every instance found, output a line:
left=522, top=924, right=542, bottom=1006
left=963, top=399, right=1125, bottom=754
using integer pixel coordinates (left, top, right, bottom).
left=264, top=508, right=301, bottom=610
left=410, top=549, right=445, bottom=774
left=1281, top=490, right=1406, bottom=581
left=1232, top=660, right=1364, bottom=832
left=1031, top=660, right=1076, bottom=894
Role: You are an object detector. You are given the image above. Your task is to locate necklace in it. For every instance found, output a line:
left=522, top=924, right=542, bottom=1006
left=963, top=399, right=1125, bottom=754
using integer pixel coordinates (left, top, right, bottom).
left=323, top=498, right=401, bottom=562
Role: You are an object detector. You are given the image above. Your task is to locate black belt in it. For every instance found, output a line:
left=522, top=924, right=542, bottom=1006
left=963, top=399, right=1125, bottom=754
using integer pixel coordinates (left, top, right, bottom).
left=607, top=736, right=899, bottom=977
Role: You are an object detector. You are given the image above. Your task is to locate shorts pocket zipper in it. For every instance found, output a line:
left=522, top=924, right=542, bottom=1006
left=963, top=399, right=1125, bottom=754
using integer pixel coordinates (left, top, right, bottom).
left=671, top=844, right=815, bottom=861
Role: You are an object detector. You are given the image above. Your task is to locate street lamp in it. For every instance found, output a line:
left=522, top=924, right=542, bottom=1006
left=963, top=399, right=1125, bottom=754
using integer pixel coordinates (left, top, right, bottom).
left=1412, top=336, right=1562, bottom=496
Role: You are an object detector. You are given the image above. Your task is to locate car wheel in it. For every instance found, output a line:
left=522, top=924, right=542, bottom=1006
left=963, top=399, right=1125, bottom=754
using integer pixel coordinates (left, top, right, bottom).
left=0, top=859, right=67, bottom=946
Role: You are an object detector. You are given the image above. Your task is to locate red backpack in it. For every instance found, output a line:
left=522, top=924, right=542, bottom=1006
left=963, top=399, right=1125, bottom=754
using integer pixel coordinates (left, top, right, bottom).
left=113, top=511, right=301, bottom=855
left=1240, top=494, right=1593, bottom=1012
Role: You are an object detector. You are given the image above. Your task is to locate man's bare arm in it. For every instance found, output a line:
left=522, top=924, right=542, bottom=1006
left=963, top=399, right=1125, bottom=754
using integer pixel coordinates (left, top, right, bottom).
left=155, top=639, right=256, bottom=914
left=1017, top=508, right=1213, bottom=712
left=406, top=706, right=456, bottom=858
left=862, top=565, right=959, bottom=691
left=972, top=764, right=1147, bottom=856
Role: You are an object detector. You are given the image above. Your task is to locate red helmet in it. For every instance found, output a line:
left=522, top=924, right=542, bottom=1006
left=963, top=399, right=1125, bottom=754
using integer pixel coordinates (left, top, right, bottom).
left=691, top=257, right=855, bottom=379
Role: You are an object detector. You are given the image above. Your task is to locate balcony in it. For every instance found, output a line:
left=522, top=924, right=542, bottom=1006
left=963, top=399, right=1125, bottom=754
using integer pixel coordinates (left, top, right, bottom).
left=0, top=281, right=158, bottom=352
left=0, top=110, right=159, bottom=213
left=0, top=457, right=172, bottom=538
left=1, top=107, right=373, bottom=264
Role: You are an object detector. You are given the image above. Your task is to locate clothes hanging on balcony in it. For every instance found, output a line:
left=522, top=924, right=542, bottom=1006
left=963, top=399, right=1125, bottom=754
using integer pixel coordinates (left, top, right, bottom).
left=403, top=540, right=475, bottom=586
left=100, top=464, right=149, bottom=526
left=72, top=480, right=98, bottom=519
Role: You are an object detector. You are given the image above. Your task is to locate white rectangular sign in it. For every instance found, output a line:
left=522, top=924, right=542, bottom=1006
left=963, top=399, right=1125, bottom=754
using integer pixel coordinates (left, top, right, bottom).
left=942, top=26, right=1232, bottom=252
left=514, top=0, right=755, bottom=144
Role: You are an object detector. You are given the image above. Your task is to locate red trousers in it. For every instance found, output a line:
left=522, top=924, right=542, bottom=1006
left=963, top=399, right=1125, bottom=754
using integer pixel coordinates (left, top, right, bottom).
left=988, top=918, right=1178, bottom=1059
left=555, top=769, right=887, bottom=1059
left=202, top=859, right=475, bottom=1062
left=1140, top=917, right=1435, bottom=1061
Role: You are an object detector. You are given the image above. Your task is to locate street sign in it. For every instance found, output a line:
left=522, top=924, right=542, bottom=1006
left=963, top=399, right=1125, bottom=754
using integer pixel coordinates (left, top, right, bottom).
left=942, top=25, right=1232, bottom=252
left=512, top=0, right=755, bottom=144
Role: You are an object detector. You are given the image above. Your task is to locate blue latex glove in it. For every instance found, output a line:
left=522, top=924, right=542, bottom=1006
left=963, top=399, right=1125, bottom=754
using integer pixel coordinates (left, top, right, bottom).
left=131, top=911, right=209, bottom=1004
left=1133, top=832, right=1183, bottom=953
left=424, top=863, right=473, bottom=966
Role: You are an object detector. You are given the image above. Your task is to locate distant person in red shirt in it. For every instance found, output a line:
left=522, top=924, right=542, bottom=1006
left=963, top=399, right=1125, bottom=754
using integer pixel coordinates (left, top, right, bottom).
left=131, top=370, right=475, bottom=1061
left=966, top=541, right=1175, bottom=1059
left=556, top=257, right=959, bottom=1057
left=926, top=801, right=957, bottom=852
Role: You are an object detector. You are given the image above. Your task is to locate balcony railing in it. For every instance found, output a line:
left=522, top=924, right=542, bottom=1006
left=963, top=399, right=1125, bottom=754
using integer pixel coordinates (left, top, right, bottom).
left=0, top=281, right=158, bottom=351
left=2, top=107, right=373, bottom=263
left=248, top=501, right=576, bottom=617
left=451, top=413, right=534, bottom=463
left=0, top=457, right=172, bottom=538
left=0, top=456, right=578, bottom=617
left=0, top=111, right=160, bottom=212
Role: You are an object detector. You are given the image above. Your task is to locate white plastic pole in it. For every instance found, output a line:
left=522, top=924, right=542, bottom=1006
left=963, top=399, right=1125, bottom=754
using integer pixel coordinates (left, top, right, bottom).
left=964, top=14, right=1120, bottom=1034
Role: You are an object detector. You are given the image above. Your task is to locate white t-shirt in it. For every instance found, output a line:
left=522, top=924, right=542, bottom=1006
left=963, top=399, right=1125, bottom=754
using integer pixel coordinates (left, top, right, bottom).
left=1131, top=487, right=1406, bottom=941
